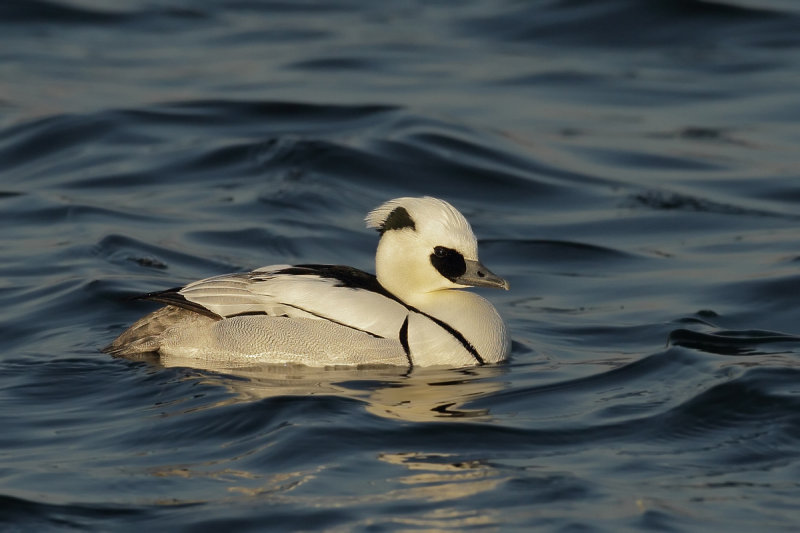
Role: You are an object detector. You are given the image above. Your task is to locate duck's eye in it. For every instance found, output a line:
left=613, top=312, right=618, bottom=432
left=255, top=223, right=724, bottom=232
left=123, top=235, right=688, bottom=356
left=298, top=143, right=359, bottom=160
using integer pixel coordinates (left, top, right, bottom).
left=430, top=246, right=466, bottom=282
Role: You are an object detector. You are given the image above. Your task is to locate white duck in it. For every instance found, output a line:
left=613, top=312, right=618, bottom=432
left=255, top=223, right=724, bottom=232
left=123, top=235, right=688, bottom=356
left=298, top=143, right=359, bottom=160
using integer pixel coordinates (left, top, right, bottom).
left=104, top=196, right=510, bottom=367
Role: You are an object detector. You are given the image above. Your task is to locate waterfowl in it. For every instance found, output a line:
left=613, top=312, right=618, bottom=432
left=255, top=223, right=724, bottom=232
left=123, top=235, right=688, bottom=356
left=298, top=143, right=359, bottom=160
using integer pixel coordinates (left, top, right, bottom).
left=104, top=196, right=510, bottom=367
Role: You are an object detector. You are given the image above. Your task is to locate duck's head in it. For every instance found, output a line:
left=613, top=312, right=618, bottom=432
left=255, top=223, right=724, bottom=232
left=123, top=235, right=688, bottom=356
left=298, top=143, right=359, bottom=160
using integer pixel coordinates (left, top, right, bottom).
left=365, top=196, right=509, bottom=303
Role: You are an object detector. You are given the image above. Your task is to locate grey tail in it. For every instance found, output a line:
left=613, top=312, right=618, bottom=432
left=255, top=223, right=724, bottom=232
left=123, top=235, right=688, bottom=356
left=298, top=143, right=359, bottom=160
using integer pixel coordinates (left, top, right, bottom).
left=103, top=305, right=201, bottom=356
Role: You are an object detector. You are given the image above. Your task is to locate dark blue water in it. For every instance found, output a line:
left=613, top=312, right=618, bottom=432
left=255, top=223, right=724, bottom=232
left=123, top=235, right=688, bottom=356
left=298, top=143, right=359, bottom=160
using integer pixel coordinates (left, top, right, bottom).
left=2, top=1, right=800, bottom=531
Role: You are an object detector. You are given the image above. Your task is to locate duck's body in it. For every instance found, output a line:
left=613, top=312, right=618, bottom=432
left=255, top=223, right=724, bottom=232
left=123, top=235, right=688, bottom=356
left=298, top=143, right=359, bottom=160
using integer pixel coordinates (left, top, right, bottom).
left=105, top=197, right=510, bottom=368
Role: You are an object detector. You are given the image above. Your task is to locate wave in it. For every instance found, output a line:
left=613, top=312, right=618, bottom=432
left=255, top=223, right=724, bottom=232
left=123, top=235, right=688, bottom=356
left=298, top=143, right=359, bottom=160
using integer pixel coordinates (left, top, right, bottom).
left=460, top=0, right=800, bottom=48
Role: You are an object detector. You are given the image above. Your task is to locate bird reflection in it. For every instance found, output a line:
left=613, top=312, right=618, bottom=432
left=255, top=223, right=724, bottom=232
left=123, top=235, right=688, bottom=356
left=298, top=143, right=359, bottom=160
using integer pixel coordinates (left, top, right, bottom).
left=144, top=353, right=508, bottom=422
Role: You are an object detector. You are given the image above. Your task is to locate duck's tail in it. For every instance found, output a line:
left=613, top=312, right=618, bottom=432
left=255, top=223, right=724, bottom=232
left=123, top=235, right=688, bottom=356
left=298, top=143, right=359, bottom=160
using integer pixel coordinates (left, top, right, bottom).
left=103, top=305, right=198, bottom=356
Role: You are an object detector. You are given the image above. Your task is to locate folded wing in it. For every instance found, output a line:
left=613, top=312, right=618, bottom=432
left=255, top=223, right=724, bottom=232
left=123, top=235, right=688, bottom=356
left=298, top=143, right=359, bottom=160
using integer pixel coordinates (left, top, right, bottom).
left=145, top=264, right=409, bottom=339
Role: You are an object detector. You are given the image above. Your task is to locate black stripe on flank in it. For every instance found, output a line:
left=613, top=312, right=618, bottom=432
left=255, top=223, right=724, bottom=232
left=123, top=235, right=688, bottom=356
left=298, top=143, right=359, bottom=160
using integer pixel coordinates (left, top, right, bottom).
left=136, top=288, right=222, bottom=320
left=176, top=301, right=388, bottom=340
left=399, top=315, right=412, bottom=367
left=277, top=303, right=386, bottom=339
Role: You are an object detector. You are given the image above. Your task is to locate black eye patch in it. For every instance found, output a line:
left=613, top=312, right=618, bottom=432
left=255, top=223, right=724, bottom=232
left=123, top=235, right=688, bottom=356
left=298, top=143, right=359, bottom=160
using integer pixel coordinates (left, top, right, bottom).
left=430, top=246, right=466, bottom=282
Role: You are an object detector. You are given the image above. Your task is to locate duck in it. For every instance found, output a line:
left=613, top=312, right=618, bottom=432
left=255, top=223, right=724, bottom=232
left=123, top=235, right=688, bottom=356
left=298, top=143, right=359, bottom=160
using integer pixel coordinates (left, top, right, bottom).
left=104, top=196, right=510, bottom=368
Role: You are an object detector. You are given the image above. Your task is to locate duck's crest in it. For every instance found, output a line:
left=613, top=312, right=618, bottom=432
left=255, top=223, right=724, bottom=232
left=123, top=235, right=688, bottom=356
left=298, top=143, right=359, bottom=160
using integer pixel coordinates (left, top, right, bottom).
left=366, top=198, right=415, bottom=234
left=365, top=196, right=473, bottom=240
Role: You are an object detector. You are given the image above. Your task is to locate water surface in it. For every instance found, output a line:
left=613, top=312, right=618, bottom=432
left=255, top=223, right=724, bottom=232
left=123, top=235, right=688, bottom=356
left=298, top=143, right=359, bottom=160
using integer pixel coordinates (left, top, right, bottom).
left=1, top=1, right=799, bottom=531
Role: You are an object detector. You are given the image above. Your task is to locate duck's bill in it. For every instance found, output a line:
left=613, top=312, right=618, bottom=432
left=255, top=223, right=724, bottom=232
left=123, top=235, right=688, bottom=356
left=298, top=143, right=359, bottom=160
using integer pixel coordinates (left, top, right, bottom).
left=456, top=259, right=510, bottom=290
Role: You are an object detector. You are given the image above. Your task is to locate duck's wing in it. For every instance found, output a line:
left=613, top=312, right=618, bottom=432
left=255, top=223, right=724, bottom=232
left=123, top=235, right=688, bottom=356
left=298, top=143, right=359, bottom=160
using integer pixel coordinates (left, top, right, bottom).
left=141, top=264, right=409, bottom=339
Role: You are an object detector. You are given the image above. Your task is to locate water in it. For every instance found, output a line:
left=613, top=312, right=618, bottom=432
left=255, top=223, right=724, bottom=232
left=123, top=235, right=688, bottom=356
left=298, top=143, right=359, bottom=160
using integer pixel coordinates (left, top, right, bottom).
left=2, top=0, right=800, bottom=531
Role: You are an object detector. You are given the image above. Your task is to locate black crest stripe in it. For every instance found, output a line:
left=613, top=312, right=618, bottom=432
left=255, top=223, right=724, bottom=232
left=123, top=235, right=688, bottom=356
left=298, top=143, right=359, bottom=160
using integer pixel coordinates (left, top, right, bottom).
left=380, top=206, right=415, bottom=234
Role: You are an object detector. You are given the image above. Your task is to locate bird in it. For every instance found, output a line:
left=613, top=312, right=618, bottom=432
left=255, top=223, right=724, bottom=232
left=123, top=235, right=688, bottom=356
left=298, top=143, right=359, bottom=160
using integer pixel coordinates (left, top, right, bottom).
left=104, top=196, right=510, bottom=368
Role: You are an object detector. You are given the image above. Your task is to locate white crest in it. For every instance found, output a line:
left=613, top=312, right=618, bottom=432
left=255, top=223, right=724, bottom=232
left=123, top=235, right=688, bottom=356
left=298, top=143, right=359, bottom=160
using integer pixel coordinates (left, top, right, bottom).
left=365, top=196, right=478, bottom=259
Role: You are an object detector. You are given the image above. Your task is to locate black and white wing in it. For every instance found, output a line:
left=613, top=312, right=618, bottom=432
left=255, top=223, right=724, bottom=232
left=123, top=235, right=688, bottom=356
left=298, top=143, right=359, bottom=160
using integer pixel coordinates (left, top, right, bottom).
left=141, top=264, right=409, bottom=339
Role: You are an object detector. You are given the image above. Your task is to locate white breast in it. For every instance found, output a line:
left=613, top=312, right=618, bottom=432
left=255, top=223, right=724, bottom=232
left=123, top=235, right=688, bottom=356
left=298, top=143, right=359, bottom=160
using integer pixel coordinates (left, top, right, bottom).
left=404, top=290, right=510, bottom=366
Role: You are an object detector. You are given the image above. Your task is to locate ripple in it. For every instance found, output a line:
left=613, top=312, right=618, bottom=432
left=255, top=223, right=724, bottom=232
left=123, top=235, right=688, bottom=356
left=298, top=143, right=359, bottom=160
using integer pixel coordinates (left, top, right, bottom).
left=93, top=234, right=237, bottom=276
left=626, top=190, right=789, bottom=218
left=668, top=328, right=800, bottom=356
left=0, top=0, right=130, bottom=25
left=638, top=367, right=800, bottom=465
left=287, top=56, right=380, bottom=71
left=483, top=238, right=645, bottom=264
left=459, top=0, right=798, bottom=48
left=122, top=100, right=398, bottom=132
left=0, top=494, right=144, bottom=530
left=0, top=113, right=118, bottom=174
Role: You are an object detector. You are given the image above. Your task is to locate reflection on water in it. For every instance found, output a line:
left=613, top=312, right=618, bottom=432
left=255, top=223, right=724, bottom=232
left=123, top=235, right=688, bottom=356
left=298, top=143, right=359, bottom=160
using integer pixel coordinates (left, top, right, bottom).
left=135, top=358, right=511, bottom=529
left=154, top=355, right=508, bottom=423
left=198, top=452, right=506, bottom=530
